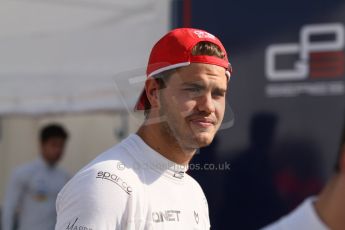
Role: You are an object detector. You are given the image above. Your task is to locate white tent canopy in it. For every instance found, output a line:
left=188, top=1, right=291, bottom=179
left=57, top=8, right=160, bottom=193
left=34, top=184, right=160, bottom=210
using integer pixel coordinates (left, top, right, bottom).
left=0, top=0, right=171, bottom=115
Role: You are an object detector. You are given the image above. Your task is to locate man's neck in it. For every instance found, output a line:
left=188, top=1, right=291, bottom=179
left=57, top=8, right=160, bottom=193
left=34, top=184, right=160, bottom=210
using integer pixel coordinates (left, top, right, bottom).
left=136, top=123, right=196, bottom=166
left=315, top=174, right=345, bottom=230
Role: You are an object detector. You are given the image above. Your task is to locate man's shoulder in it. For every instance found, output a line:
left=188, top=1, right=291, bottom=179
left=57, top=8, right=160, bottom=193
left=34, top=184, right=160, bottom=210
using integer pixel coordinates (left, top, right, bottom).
left=185, top=173, right=207, bottom=199
left=59, top=140, right=142, bottom=198
left=55, top=142, right=142, bottom=230
left=186, top=173, right=203, bottom=190
left=11, top=160, right=38, bottom=178
left=261, top=197, right=329, bottom=230
left=56, top=154, right=140, bottom=216
left=78, top=134, right=140, bottom=172
left=78, top=139, right=141, bottom=179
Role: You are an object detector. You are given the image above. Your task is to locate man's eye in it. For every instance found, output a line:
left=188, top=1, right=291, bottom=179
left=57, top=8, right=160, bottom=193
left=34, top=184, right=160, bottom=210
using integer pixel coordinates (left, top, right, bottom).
left=213, top=92, right=225, bottom=97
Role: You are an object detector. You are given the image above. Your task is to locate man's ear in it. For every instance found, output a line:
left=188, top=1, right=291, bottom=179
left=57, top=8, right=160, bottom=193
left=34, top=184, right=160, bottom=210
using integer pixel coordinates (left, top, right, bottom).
left=145, top=78, right=160, bottom=109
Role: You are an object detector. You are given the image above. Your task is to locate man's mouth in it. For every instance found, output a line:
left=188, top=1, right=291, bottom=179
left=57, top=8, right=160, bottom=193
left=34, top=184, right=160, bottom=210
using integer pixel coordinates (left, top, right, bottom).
left=189, top=117, right=216, bottom=128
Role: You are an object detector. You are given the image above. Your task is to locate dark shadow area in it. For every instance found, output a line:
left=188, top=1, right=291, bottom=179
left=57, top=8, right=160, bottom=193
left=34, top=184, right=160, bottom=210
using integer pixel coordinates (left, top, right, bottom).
left=270, top=138, right=324, bottom=212
left=220, top=112, right=287, bottom=230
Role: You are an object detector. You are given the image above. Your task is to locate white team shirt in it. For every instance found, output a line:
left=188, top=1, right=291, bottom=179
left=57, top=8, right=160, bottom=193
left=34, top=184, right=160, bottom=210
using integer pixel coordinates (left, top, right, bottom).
left=261, top=197, right=330, bottom=230
left=55, top=133, right=211, bottom=230
left=2, top=158, right=70, bottom=230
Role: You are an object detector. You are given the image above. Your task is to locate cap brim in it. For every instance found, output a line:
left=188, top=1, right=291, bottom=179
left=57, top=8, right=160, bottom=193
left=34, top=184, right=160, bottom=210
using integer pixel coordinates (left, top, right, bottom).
left=134, top=88, right=148, bottom=111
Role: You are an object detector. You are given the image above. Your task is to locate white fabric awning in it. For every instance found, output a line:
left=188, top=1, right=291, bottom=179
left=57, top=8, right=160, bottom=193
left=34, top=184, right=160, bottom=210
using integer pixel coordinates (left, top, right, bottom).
left=0, top=0, right=171, bottom=115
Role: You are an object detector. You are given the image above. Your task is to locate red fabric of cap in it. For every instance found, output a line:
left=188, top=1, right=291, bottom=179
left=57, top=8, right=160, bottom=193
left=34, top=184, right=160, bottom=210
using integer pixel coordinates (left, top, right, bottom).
left=134, top=28, right=231, bottom=111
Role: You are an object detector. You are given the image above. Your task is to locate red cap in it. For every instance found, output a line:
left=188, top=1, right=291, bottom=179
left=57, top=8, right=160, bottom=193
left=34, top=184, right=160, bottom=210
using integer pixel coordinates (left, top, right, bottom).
left=134, top=28, right=232, bottom=111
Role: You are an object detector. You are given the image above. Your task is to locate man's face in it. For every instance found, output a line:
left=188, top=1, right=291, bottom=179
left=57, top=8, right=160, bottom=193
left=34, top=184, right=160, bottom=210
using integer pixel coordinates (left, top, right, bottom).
left=158, top=63, right=228, bottom=150
left=41, top=137, right=66, bottom=165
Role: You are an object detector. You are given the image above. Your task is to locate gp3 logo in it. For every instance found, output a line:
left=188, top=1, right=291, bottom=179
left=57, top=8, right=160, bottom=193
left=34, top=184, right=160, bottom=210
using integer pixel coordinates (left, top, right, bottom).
left=266, top=23, right=345, bottom=81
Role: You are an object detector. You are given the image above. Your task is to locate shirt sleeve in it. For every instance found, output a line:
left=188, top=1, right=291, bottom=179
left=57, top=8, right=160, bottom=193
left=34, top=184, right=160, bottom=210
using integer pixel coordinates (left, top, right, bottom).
left=1, top=168, right=26, bottom=230
left=260, top=198, right=330, bottom=230
left=55, top=167, right=135, bottom=230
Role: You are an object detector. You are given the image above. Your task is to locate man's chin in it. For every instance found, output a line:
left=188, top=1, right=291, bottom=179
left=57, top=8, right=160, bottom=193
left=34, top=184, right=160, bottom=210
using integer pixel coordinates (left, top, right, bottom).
left=192, top=132, right=214, bottom=148
left=178, top=133, right=213, bottom=151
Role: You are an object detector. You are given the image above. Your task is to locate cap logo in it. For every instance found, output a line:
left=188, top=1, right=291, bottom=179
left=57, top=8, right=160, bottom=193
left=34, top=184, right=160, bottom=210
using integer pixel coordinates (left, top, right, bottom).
left=193, top=30, right=216, bottom=39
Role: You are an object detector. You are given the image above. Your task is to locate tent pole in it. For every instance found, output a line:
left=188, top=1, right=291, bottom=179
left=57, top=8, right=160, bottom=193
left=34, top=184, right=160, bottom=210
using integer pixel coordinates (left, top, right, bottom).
left=0, top=117, right=2, bottom=142
left=115, top=112, right=129, bottom=140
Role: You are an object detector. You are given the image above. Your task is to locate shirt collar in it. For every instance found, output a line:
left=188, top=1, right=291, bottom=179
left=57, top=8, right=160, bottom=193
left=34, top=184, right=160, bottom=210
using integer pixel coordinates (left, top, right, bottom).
left=123, top=133, right=188, bottom=181
left=37, top=155, right=55, bottom=169
left=302, top=197, right=330, bottom=230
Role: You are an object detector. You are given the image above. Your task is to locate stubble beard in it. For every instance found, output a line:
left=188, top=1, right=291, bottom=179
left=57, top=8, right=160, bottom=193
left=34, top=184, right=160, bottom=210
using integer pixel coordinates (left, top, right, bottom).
left=158, top=96, right=201, bottom=155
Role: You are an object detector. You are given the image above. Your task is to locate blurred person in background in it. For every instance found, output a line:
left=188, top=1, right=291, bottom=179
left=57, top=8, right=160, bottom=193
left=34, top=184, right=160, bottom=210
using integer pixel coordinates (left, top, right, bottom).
left=55, top=28, right=232, bottom=229
left=2, top=124, right=70, bottom=230
left=262, top=119, right=345, bottom=230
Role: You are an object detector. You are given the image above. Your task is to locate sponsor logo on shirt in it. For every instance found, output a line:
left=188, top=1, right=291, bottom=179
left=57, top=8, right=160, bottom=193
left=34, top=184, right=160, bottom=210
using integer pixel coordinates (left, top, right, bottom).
left=152, top=210, right=181, bottom=223
left=96, top=171, right=133, bottom=195
left=32, top=179, right=49, bottom=202
left=194, top=211, right=199, bottom=224
left=66, top=217, right=92, bottom=230
left=173, top=171, right=184, bottom=179
left=32, top=191, right=48, bottom=202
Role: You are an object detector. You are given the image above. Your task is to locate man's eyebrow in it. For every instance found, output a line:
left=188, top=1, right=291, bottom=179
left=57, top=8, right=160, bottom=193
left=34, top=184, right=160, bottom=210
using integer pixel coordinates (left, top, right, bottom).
left=182, top=82, right=227, bottom=92
left=213, top=87, right=227, bottom=94
left=181, top=82, right=206, bottom=89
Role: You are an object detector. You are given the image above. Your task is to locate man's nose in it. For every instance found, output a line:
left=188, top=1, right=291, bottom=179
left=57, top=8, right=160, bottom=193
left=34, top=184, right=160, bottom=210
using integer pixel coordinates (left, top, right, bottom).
left=197, top=92, right=215, bottom=114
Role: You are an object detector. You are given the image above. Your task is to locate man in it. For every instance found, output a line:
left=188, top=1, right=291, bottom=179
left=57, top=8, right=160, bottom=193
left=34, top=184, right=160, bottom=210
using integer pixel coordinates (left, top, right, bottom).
left=262, top=121, right=345, bottom=230
left=55, top=28, right=232, bottom=229
left=2, top=124, right=70, bottom=230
